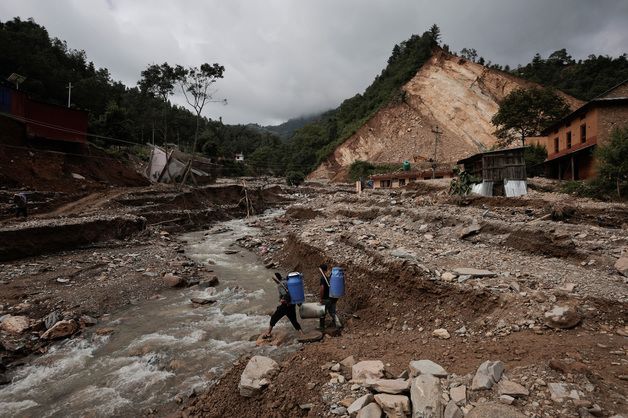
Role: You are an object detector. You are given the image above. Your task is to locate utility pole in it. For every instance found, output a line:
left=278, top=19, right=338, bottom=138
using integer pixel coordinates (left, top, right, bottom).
left=66, top=82, right=72, bottom=108
left=431, top=125, right=443, bottom=179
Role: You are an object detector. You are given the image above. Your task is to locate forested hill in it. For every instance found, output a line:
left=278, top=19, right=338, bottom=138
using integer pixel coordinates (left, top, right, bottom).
left=2, top=17, right=626, bottom=179
left=512, top=49, right=628, bottom=101
left=0, top=17, right=281, bottom=174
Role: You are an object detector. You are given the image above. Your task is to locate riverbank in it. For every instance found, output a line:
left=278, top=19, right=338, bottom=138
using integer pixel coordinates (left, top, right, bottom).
left=181, top=180, right=627, bottom=418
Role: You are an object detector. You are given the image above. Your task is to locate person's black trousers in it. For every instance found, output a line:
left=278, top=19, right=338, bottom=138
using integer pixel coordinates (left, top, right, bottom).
left=270, top=303, right=301, bottom=330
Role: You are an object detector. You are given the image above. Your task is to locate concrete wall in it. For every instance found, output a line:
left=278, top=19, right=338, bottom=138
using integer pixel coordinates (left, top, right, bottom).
left=597, top=106, right=628, bottom=146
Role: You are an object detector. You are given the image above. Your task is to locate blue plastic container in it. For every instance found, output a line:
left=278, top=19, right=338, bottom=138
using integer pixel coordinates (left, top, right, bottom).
left=329, top=267, right=345, bottom=298
left=287, top=272, right=305, bottom=304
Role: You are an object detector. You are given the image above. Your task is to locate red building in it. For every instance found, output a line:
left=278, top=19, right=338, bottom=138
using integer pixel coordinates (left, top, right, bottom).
left=0, top=85, right=88, bottom=144
left=535, top=80, right=628, bottom=180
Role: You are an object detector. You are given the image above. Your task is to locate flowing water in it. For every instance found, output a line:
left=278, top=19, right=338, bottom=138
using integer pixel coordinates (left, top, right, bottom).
left=0, top=212, right=297, bottom=417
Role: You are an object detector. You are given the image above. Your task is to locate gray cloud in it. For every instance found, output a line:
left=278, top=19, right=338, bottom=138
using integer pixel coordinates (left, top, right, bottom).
left=1, top=0, right=626, bottom=124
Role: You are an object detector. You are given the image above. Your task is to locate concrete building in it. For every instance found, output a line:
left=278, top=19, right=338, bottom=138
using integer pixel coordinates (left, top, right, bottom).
left=537, top=80, right=628, bottom=180
left=369, top=166, right=453, bottom=189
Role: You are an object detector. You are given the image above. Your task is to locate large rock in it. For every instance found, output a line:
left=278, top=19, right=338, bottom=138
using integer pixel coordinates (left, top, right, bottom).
left=432, top=329, right=450, bottom=339
left=374, top=394, right=411, bottom=418
left=239, top=355, right=279, bottom=397
left=43, top=311, right=61, bottom=329
left=449, top=385, right=466, bottom=404
left=352, top=360, right=385, bottom=383
left=357, top=402, right=384, bottom=418
left=465, top=403, right=526, bottom=418
left=444, top=401, right=463, bottom=418
left=341, top=355, right=357, bottom=370
left=410, top=374, right=442, bottom=418
left=544, top=305, right=581, bottom=329
left=409, top=360, right=448, bottom=378
left=365, top=379, right=410, bottom=394
left=348, top=394, right=374, bottom=416
left=497, top=380, right=529, bottom=397
left=163, top=273, right=184, bottom=288
left=458, top=220, right=482, bottom=239
left=41, top=319, right=78, bottom=340
left=471, top=360, right=504, bottom=390
left=615, top=256, right=628, bottom=276
left=0, top=315, right=30, bottom=335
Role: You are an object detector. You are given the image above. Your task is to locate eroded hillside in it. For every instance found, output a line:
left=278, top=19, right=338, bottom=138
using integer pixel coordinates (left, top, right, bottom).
left=310, top=52, right=583, bottom=181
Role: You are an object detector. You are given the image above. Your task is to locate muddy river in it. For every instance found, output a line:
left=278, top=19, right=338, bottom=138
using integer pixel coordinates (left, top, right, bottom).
left=0, top=213, right=298, bottom=417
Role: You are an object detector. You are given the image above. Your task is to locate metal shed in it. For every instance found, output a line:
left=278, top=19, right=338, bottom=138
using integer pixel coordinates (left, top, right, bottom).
left=457, top=147, right=527, bottom=197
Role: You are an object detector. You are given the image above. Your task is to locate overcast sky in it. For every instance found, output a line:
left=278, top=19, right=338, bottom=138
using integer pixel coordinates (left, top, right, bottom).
left=1, top=0, right=627, bottom=125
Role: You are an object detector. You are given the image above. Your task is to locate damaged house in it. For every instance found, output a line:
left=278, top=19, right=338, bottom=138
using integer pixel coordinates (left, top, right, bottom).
left=457, top=147, right=527, bottom=197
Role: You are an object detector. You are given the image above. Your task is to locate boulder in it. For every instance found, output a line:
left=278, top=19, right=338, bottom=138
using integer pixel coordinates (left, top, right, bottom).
left=163, top=273, right=184, bottom=288
left=544, top=305, right=581, bottom=329
left=0, top=315, right=30, bottom=335
left=348, top=394, right=374, bottom=416
left=357, top=402, right=383, bottom=418
left=458, top=220, right=482, bottom=239
left=497, top=380, right=529, bottom=397
left=41, top=319, right=78, bottom=340
left=615, top=256, right=628, bottom=276
left=365, top=379, right=410, bottom=394
left=466, top=403, right=526, bottom=418
left=471, top=360, right=504, bottom=390
left=43, top=311, right=61, bottom=329
left=432, top=328, right=450, bottom=339
left=449, top=385, right=466, bottom=404
left=341, top=355, right=357, bottom=370
left=444, top=400, right=463, bottom=418
left=548, top=382, right=579, bottom=403
left=352, top=360, right=385, bottom=383
left=238, top=355, right=279, bottom=397
left=410, top=374, right=442, bottom=418
left=441, top=272, right=457, bottom=282
left=374, top=394, right=411, bottom=418
left=409, top=360, right=448, bottom=378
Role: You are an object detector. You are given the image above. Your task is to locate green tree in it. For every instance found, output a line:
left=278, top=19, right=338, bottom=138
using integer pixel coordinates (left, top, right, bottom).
left=596, top=126, right=628, bottom=198
left=460, top=48, right=478, bottom=62
left=428, top=24, right=441, bottom=47
left=491, top=87, right=570, bottom=147
left=524, top=143, right=548, bottom=177
left=138, top=63, right=178, bottom=144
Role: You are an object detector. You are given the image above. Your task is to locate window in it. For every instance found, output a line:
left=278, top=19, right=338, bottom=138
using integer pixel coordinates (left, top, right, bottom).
left=380, top=180, right=391, bottom=188
left=566, top=132, right=572, bottom=149
left=554, top=137, right=559, bottom=153
left=580, top=124, right=586, bottom=143
left=398, top=179, right=406, bottom=186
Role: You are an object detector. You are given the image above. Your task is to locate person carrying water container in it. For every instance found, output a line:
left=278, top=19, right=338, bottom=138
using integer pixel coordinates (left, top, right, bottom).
left=263, top=272, right=304, bottom=339
left=319, top=264, right=342, bottom=330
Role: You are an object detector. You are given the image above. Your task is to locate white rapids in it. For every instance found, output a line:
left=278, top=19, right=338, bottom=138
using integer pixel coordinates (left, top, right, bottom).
left=0, top=212, right=299, bottom=418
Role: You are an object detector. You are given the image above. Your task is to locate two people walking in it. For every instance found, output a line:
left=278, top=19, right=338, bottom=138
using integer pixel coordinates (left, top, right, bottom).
left=263, top=265, right=342, bottom=339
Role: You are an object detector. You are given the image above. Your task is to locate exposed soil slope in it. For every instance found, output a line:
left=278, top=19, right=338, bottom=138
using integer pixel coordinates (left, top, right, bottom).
left=310, top=52, right=583, bottom=181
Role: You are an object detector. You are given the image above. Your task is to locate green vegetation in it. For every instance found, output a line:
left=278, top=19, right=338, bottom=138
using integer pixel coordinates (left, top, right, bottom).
left=596, top=126, right=628, bottom=198
left=285, top=171, right=305, bottom=187
left=449, top=166, right=477, bottom=196
left=524, top=143, right=548, bottom=177
left=561, top=126, right=628, bottom=200
left=513, top=49, right=628, bottom=101
left=491, top=87, right=570, bottom=147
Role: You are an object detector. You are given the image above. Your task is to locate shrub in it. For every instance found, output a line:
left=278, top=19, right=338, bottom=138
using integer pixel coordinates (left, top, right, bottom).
left=285, top=171, right=305, bottom=187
